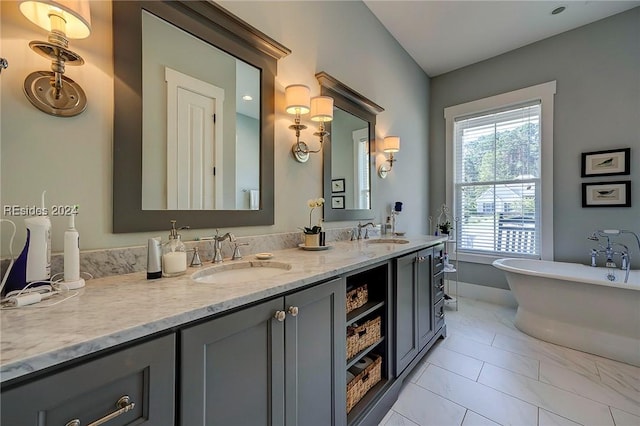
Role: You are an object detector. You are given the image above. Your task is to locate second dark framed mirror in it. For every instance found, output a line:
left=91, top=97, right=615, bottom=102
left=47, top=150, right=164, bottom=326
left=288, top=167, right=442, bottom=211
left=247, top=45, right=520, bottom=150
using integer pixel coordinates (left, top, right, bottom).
left=318, top=72, right=384, bottom=222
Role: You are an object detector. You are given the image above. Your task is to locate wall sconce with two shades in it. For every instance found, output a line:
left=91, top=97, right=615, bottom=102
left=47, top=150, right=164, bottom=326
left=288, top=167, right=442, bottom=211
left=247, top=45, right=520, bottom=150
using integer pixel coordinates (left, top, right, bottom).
left=19, top=0, right=92, bottom=117
left=285, top=84, right=334, bottom=163
left=378, top=136, right=400, bottom=178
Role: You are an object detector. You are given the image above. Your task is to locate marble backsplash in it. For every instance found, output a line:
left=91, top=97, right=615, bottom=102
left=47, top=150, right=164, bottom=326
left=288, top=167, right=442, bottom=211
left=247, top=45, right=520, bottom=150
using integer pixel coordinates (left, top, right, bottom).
left=1, top=227, right=371, bottom=280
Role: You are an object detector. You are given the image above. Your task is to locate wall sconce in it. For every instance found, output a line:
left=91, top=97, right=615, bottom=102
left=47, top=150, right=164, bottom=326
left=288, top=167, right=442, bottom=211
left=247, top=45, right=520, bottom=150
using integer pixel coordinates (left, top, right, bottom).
left=378, top=136, right=400, bottom=178
left=19, top=0, right=92, bottom=117
left=286, top=85, right=334, bottom=163
left=285, top=84, right=311, bottom=162
left=310, top=94, right=333, bottom=148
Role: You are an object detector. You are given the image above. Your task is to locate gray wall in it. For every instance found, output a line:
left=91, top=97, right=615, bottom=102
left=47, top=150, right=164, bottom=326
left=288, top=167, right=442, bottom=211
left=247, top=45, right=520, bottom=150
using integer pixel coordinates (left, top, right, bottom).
left=235, top=113, right=260, bottom=209
left=0, top=0, right=429, bottom=255
left=430, top=8, right=640, bottom=289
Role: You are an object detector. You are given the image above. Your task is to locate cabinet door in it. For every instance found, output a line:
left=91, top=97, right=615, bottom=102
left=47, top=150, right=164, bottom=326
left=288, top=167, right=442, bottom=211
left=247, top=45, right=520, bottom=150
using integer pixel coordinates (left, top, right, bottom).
left=180, top=298, right=285, bottom=426
left=417, top=249, right=434, bottom=350
left=394, top=253, right=418, bottom=375
left=1, top=334, right=175, bottom=426
left=284, top=278, right=346, bottom=426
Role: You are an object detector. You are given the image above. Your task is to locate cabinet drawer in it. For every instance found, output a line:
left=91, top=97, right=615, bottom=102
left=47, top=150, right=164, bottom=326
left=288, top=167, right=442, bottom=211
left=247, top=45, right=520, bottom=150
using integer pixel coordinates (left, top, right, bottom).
left=434, top=298, right=445, bottom=331
left=432, top=244, right=445, bottom=275
left=1, top=334, right=175, bottom=426
left=433, top=271, right=445, bottom=302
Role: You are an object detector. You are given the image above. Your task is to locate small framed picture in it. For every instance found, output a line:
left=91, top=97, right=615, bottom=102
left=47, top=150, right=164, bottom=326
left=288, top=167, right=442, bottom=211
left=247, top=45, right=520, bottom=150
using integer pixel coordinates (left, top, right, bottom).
left=331, top=195, right=345, bottom=209
left=331, top=178, right=345, bottom=193
left=582, top=181, right=631, bottom=207
left=581, top=148, right=630, bottom=177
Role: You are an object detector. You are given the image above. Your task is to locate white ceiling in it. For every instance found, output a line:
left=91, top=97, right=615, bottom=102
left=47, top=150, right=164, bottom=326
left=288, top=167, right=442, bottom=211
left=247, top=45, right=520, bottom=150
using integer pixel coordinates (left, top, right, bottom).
left=364, top=1, right=640, bottom=77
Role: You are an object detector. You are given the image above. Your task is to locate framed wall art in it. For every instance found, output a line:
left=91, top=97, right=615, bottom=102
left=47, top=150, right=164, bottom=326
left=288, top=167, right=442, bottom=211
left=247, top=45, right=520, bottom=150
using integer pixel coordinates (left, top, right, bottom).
left=582, top=181, right=631, bottom=207
left=581, top=148, right=630, bottom=177
left=331, top=178, right=345, bottom=193
left=331, top=195, right=345, bottom=209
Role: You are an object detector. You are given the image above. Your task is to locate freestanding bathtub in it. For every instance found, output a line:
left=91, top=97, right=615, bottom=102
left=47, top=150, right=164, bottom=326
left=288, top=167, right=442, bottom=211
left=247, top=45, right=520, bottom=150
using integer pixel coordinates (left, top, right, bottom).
left=493, top=258, right=640, bottom=367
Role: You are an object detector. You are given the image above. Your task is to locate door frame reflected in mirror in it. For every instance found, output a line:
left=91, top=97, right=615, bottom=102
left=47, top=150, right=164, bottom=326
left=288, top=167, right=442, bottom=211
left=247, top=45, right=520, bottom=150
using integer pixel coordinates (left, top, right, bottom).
left=318, top=72, right=384, bottom=222
left=113, top=1, right=290, bottom=232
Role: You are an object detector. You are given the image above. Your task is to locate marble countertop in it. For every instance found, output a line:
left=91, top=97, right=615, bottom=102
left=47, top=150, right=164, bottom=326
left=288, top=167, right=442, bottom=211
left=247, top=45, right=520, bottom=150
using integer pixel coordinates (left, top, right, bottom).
left=0, top=236, right=446, bottom=384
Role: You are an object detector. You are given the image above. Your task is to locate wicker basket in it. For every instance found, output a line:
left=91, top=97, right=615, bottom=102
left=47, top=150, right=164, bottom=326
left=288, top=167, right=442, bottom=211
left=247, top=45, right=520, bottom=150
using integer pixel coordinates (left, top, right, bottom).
left=346, top=284, right=368, bottom=314
left=346, top=355, right=382, bottom=413
left=346, top=316, right=381, bottom=359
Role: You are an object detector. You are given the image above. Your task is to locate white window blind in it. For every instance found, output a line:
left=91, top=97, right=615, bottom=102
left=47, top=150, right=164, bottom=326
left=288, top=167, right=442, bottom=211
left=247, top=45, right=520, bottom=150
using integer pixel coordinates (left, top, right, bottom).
left=454, top=102, right=541, bottom=257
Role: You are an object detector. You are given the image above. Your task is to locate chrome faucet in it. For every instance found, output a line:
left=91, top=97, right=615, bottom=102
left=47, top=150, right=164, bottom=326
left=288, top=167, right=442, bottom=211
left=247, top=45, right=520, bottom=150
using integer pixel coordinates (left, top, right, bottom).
left=588, top=229, right=638, bottom=283
left=212, top=229, right=236, bottom=263
left=357, top=222, right=375, bottom=239
left=232, top=242, right=249, bottom=260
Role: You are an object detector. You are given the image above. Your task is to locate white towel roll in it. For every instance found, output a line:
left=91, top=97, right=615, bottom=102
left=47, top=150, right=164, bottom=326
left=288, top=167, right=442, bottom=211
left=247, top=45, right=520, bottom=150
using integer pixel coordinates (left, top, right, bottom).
left=348, top=356, right=373, bottom=375
left=249, top=190, right=259, bottom=210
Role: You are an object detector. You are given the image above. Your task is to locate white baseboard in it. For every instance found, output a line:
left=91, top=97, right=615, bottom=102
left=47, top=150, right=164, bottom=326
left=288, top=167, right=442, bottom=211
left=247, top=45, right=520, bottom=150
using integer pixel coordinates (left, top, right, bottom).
left=453, top=281, right=517, bottom=308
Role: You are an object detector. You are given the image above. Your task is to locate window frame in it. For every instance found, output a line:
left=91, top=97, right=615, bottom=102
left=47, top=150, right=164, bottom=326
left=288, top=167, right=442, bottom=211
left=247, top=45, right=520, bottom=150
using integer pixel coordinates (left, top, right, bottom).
left=444, top=81, right=556, bottom=264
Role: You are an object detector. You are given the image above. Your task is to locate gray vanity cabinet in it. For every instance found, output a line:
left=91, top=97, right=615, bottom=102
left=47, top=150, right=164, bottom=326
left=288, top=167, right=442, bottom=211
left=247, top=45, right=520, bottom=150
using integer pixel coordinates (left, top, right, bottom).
left=417, top=248, right=435, bottom=351
left=0, top=334, right=176, bottom=426
left=394, top=248, right=436, bottom=375
left=394, top=253, right=419, bottom=375
left=180, top=277, right=346, bottom=426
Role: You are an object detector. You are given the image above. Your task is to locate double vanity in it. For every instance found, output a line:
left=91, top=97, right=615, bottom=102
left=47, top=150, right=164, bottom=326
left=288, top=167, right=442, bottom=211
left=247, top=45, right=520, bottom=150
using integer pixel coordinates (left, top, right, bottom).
left=1, top=236, right=447, bottom=425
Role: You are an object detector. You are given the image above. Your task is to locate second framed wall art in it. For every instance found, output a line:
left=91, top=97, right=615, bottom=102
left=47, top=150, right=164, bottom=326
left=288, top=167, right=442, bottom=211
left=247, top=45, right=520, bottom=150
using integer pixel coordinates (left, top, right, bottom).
left=582, top=181, right=631, bottom=207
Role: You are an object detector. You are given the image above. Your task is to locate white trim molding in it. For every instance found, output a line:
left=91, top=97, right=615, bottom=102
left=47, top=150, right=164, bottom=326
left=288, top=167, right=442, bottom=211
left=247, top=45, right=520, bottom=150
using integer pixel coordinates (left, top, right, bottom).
left=444, top=81, right=556, bottom=262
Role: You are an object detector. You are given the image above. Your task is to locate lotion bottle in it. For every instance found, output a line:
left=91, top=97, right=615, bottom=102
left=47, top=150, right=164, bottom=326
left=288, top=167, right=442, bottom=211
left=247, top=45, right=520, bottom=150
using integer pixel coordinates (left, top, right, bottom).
left=162, top=220, right=187, bottom=277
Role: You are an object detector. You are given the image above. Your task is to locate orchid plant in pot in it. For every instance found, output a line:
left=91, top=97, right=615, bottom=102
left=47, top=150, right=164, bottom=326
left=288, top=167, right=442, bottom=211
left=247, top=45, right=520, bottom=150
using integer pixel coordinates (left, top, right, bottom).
left=302, top=198, right=324, bottom=246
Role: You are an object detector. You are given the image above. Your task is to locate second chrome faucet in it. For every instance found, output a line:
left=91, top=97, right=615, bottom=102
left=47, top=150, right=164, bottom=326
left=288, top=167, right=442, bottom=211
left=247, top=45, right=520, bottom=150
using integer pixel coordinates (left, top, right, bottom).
left=212, top=230, right=236, bottom=263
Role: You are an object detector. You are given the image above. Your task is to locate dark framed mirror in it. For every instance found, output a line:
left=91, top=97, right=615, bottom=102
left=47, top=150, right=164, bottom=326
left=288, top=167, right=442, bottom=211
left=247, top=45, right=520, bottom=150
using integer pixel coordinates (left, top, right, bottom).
left=318, top=72, right=384, bottom=222
left=113, top=1, right=290, bottom=232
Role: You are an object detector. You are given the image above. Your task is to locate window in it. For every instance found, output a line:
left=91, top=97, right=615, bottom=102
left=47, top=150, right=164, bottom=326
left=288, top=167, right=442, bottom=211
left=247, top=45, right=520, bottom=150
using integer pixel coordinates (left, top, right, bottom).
left=445, top=82, right=556, bottom=263
left=353, top=128, right=370, bottom=209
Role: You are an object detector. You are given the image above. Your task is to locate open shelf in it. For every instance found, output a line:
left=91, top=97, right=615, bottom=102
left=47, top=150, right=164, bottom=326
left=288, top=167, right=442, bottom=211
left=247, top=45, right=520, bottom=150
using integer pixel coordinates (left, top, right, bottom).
left=347, top=301, right=385, bottom=326
left=346, top=379, right=390, bottom=424
left=345, top=261, right=390, bottom=425
left=346, top=337, right=385, bottom=369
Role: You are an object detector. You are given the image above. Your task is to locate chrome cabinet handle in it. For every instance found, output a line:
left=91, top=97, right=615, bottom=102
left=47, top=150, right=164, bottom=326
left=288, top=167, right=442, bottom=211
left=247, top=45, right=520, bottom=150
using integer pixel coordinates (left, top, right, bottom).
left=65, top=395, right=135, bottom=426
left=287, top=306, right=299, bottom=317
left=437, top=312, right=445, bottom=319
left=274, top=310, right=286, bottom=322
left=417, top=256, right=427, bottom=263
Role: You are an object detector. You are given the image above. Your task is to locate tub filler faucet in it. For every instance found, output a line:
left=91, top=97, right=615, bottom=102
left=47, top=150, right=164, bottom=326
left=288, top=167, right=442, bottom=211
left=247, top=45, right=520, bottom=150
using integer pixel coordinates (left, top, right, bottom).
left=588, top=229, right=639, bottom=283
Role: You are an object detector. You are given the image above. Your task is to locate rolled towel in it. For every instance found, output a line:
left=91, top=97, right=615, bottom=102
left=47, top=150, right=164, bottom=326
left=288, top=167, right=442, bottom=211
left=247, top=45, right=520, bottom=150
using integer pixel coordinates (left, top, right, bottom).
left=348, top=356, right=374, bottom=375
left=249, top=189, right=259, bottom=210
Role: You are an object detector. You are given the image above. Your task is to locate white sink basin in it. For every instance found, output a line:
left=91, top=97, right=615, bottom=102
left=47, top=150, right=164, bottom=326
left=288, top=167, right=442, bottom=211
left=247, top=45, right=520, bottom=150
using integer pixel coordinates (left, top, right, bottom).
left=366, top=238, right=410, bottom=244
left=192, top=261, right=292, bottom=284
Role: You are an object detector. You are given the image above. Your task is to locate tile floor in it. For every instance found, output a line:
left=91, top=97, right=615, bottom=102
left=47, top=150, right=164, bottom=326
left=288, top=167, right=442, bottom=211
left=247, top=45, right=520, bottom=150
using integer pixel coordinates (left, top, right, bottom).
left=379, top=297, right=640, bottom=426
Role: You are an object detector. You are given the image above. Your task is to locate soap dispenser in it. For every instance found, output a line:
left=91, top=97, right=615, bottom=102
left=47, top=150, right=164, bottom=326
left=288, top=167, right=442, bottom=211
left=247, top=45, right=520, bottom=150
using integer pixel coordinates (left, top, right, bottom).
left=162, top=220, right=188, bottom=277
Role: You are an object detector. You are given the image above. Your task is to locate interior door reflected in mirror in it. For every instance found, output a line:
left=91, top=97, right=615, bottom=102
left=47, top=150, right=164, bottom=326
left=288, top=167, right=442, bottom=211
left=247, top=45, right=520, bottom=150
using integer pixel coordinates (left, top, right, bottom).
left=141, top=10, right=260, bottom=211
left=329, top=108, right=370, bottom=210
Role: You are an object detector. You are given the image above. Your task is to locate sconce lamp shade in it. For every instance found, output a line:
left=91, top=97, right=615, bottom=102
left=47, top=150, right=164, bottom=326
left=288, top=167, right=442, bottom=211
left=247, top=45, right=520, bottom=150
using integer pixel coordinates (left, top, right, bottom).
left=383, top=136, right=400, bottom=153
left=20, top=0, right=92, bottom=39
left=285, top=84, right=310, bottom=115
left=310, top=96, right=333, bottom=122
